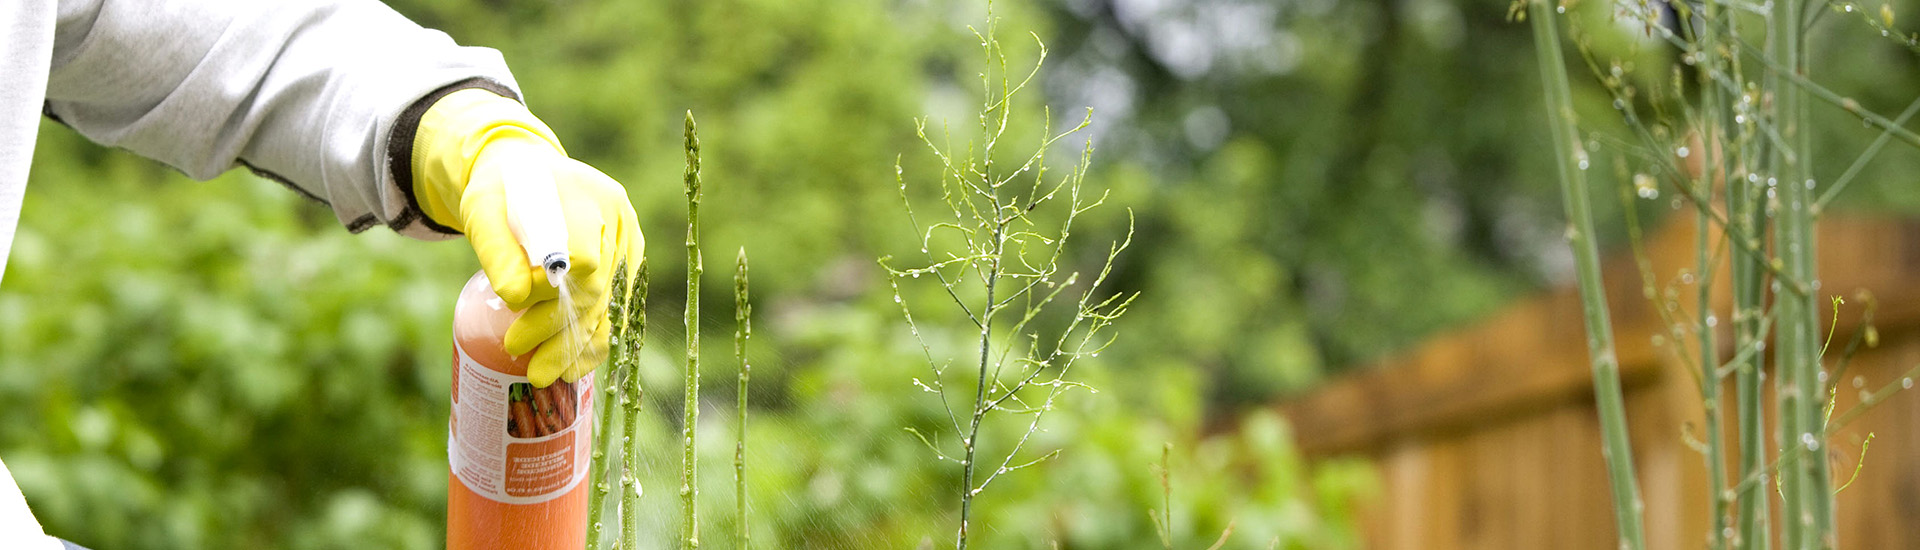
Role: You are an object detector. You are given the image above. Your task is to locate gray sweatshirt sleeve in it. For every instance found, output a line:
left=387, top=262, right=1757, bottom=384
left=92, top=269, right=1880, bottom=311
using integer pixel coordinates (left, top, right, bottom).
left=43, top=0, right=521, bottom=239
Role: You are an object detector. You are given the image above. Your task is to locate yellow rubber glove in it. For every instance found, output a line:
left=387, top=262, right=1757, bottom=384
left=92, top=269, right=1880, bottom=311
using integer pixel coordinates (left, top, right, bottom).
left=413, top=89, right=643, bottom=387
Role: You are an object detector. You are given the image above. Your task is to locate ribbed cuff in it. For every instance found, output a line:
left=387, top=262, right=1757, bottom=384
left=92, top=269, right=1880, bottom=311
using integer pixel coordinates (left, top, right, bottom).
left=385, top=77, right=519, bottom=236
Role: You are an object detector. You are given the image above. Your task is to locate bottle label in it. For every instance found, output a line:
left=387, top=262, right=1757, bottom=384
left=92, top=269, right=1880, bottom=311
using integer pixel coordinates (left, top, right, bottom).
left=449, top=342, right=593, bottom=504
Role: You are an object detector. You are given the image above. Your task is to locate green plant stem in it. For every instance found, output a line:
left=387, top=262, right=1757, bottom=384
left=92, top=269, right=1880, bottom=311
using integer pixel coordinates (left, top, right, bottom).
left=1815, top=96, right=1920, bottom=210
left=1527, top=3, right=1647, bottom=549
left=1764, top=20, right=1798, bottom=543
left=621, top=264, right=648, bottom=550
left=955, top=220, right=1002, bottom=550
left=954, top=15, right=1012, bottom=549
left=1769, top=0, right=1838, bottom=546
left=588, top=385, right=618, bottom=550
left=589, top=378, right=618, bottom=549
left=1698, top=10, right=1770, bottom=546
left=733, top=248, right=750, bottom=549
left=681, top=111, right=704, bottom=550
left=1828, top=363, right=1920, bottom=430
left=1708, top=16, right=1920, bottom=152
left=1698, top=131, right=1731, bottom=550
left=1724, top=362, right=1920, bottom=517
left=1691, top=8, right=1730, bottom=549
left=1565, top=41, right=1812, bottom=300
left=1796, top=9, right=1837, bottom=548
left=1730, top=84, right=1775, bottom=550
left=586, top=263, right=633, bottom=550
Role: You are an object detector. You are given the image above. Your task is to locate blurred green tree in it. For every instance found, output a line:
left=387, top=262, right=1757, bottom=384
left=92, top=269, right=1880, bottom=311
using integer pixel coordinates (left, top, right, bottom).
left=1040, top=0, right=1920, bottom=412
left=1, top=0, right=1371, bottom=547
left=19, top=0, right=1919, bottom=547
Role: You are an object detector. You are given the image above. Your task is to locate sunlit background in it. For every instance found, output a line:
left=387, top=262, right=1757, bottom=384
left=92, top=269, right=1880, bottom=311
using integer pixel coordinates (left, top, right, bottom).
left=9, top=0, right=1920, bottom=548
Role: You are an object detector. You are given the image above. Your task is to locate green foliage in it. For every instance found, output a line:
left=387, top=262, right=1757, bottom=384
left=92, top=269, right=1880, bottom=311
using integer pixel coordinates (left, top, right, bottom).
left=16, top=0, right=1920, bottom=545
left=6, top=127, right=465, bottom=550
left=3, top=1, right=1373, bottom=548
left=1043, top=0, right=1549, bottom=407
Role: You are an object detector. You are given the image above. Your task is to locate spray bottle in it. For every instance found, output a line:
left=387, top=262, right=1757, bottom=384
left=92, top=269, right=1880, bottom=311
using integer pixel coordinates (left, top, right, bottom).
left=447, top=166, right=592, bottom=550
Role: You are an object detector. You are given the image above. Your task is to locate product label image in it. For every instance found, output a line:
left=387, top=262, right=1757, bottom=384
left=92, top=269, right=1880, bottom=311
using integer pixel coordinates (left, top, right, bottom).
left=449, top=343, right=593, bottom=504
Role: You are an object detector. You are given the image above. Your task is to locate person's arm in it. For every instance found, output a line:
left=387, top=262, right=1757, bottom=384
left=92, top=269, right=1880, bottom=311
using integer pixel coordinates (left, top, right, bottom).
left=45, top=0, right=511, bottom=239
left=46, top=0, right=642, bottom=387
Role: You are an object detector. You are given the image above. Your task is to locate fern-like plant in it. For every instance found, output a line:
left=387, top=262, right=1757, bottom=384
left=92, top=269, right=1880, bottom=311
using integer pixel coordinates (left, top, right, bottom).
left=882, top=5, right=1136, bottom=548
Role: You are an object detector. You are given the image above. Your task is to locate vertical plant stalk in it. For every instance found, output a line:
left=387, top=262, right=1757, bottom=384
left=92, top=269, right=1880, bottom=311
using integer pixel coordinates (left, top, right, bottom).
left=1732, top=190, right=1771, bottom=550
left=955, top=217, right=1001, bottom=550
left=620, top=264, right=649, bottom=550
left=1797, top=7, right=1836, bottom=547
left=1701, top=5, right=1772, bottom=548
left=1689, top=7, right=1730, bottom=548
left=733, top=248, right=751, bottom=548
left=1723, top=16, right=1772, bottom=550
left=1769, top=0, right=1836, bottom=546
left=681, top=111, right=704, bottom=550
left=1696, top=164, right=1729, bottom=550
left=1766, top=3, right=1804, bottom=545
left=953, top=19, right=1008, bottom=549
left=586, top=261, right=634, bottom=550
left=1526, top=2, right=1647, bottom=549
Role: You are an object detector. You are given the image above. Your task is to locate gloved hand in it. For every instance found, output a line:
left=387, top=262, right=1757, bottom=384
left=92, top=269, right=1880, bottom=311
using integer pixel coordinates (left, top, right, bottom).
left=412, top=89, right=643, bottom=387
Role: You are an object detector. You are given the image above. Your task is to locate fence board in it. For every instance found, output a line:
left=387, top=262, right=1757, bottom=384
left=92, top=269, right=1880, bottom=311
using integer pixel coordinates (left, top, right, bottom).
left=1278, top=215, right=1920, bottom=548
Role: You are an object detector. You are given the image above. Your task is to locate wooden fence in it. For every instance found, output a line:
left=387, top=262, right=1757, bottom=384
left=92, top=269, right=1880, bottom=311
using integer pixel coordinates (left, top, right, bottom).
left=1278, top=215, right=1920, bottom=549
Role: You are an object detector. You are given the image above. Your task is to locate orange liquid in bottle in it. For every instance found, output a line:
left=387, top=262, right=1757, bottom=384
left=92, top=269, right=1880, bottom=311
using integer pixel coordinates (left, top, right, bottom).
left=448, top=271, right=591, bottom=550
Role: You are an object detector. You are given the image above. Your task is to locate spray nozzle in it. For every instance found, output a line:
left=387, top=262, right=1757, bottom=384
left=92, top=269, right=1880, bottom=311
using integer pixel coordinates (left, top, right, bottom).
left=542, top=252, right=570, bottom=288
